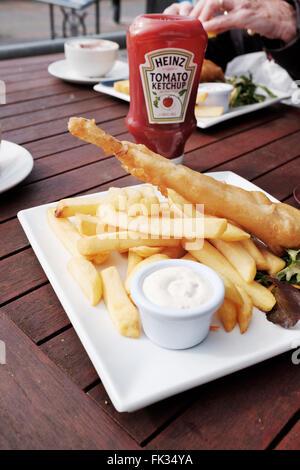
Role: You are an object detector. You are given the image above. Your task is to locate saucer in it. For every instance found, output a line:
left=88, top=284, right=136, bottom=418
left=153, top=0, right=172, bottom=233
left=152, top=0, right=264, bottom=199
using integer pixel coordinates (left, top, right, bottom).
left=0, top=140, right=34, bottom=193
left=48, top=59, right=129, bottom=85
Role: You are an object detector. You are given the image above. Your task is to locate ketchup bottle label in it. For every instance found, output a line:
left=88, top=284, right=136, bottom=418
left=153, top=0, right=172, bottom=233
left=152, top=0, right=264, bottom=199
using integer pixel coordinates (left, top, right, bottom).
left=140, top=48, right=197, bottom=124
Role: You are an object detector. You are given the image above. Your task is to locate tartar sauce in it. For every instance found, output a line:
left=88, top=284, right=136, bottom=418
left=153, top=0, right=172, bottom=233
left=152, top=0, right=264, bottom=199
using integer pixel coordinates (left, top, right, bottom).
left=142, top=266, right=212, bottom=310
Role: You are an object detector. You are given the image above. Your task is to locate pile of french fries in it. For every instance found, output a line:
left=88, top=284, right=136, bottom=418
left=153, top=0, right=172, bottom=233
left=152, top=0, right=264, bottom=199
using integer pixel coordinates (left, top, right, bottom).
left=48, top=184, right=285, bottom=339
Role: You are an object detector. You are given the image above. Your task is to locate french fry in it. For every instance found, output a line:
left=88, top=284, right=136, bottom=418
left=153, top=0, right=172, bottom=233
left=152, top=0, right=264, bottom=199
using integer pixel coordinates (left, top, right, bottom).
left=167, top=189, right=250, bottom=242
left=127, top=202, right=151, bottom=217
left=55, top=196, right=105, bottom=218
left=210, top=239, right=256, bottom=283
left=221, top=275, right=244, bottom=308
left=218, top=223, right=250, bottom=242
left=47, top=207, right=82, bottom=257
left=195, top=105, right=224, bottom=118
left=97, top=202, right=227, bottom=239
left=218, top=298, right=237, bottom=332
left=124, top=187, right=142, bottom=206
left=96, top=220, right=107, bottom=235
left=161, top=245, right=186, bottom=258
left=108, top=187, right=128, bottom=211
left=259, top=247, right=286, bottom=275
left=181, top=253, right=198, bottom=262
left=236, top=286, right=253, bottom=334
left=196, top=92, right=208, bottom=104
left=240, top=238, right=269, bottom=271
left=78, top=231, right=180, bottom=256
left=48, top=207, right=109, bottom=265
left=139, top=185, right=159, bottom=204
left=86, top=252, right=110, bottom=265
left=109, top=187, right=143, bottom=212
left=183, top=240, right=276, bottom=312
left=101, top=266, right=140, bottom=338
left=130, top=246, right=163, bottom=257
left=114, top=79, right=130, bottom=95
left=74, top=214, right=99, bottom=236
left=181, top=248, right=243, bottom=307
left=126, top=250, right=143, bottom=281
left=67, top=256, right=102, bottom=306
left=125, top=254, right=169, bottom=294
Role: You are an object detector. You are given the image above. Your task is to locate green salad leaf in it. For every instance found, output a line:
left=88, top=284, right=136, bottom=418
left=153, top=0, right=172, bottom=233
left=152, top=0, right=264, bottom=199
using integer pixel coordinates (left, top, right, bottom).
left=226, top=73, right=276, bottom=108
left=277, top=248, right=300, bottom=285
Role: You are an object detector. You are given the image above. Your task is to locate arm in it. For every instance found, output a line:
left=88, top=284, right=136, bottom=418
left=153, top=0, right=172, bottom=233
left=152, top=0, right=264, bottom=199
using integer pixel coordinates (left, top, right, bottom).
left=165, top=1, right=300, bottom=78
left=260, top=0, right=300, bottom=79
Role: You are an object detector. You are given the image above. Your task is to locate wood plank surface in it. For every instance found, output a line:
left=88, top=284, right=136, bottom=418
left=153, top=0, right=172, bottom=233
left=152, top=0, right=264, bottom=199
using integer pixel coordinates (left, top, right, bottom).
left=275, top=420, right=300, bottom=450
left=146, top=351, right=300, bottom=450
left=40, top=327, right=99, bottom=390
left=0, top=248, right=47, bottom=305
left=88, top=384, right=198, bottom=445
left=212, top=131, right=300, bottom=180
left=1, top=284, right=70, bottom=344
left=0, top=89, right=97, bottom=119
left=0, top=311, right=138, bottom=450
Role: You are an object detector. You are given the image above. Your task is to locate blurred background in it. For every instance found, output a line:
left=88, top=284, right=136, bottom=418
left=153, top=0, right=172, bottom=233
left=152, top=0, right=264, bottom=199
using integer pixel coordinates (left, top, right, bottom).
left=0, top=0, right=180, bottom=46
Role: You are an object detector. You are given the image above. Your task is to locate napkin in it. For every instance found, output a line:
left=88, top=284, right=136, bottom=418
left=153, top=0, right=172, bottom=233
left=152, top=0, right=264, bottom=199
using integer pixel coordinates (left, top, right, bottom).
left=225, top=51, right=300, bottom=108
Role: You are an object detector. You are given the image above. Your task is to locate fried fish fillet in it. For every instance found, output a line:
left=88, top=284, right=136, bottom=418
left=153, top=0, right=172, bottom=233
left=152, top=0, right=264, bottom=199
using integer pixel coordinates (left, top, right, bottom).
left=200, top=59, right=225, bottom=83
left=68, top=117, right=300, bottom=255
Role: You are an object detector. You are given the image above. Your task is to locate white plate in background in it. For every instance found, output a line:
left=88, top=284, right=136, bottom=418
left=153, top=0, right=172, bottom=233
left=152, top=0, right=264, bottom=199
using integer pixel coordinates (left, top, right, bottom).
left=93, top=82, right=289, bottom=128
left=0, top=140, right=33, bottom=193
left=18, top=172, right=300, bottom=412
left=48, top=59, right=129, bottom=85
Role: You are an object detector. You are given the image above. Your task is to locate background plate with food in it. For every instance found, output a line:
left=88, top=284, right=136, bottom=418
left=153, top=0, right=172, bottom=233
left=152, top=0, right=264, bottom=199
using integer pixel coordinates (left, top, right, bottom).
left=94, top=56, right=290, bottom=128
left=94, top=80, right=289, bottom=129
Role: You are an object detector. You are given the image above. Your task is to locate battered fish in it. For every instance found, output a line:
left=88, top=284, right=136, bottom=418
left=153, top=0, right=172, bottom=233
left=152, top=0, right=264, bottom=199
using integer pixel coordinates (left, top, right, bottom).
left=68, top=117, right=300, bottom=255
left=200, top=59, right=225, bottom=83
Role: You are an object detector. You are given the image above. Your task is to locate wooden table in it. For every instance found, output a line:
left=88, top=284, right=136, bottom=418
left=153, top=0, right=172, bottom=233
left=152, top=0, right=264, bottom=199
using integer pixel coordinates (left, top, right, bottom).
left=0, top=52, right=300, bottom=451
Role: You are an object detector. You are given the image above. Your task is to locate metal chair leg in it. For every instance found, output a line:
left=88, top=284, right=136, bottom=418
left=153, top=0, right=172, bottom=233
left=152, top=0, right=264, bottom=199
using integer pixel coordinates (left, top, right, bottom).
left=95, top=0, right=100, bottom=34
left=49, top=4, right=55, bottom=39
left=112, top=0, right=120, bottom=24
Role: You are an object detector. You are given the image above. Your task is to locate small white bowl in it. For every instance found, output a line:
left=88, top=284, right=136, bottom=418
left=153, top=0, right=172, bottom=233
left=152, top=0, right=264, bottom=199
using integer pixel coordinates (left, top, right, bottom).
left=130, top=259, right=225, bottom=350
left=64, top=38, right=119, bottom=77
left=198, top=82, right=234, bottom=113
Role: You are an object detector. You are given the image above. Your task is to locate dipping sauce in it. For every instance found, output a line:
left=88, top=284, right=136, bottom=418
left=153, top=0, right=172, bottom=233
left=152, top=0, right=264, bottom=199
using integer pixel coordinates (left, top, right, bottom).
left=142, top=266, right=212, bottom=310
left=197, top=82, right=234, bottom=113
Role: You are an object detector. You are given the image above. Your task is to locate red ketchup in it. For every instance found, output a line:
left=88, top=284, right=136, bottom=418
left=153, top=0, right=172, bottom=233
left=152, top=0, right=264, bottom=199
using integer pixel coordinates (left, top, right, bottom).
left=126, top=14, right=207, bottom=163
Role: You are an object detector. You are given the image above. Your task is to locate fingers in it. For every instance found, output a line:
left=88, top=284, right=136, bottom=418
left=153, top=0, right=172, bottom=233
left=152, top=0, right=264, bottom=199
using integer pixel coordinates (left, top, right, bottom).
left=179, top=1, right=195, bottom=16
left=191, top=0, right=235, bottom=21
left=164, top=3, right=180, bottom=14
left=189, top=0, right=206, bottom=18
left=202, top=10, right=244, bottom=34
left=164, top=1, right=193, bottom=16
left=199, top=0, right=225, bottom=22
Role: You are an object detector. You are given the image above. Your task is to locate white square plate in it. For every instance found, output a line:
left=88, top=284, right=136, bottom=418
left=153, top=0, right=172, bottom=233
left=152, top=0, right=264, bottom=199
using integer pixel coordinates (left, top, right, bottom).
left=18, top=171, right=300, bottom=412
left=93, top=83, right=289, bottom=129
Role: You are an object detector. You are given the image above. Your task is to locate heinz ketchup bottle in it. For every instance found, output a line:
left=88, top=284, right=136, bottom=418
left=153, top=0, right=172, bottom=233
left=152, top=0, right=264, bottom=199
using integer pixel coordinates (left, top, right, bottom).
left=126, top=14, right=207, bottom=163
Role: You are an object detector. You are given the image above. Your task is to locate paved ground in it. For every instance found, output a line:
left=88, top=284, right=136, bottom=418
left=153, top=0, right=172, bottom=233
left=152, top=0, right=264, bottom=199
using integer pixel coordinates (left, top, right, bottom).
left=0, top=0, right=146, bottom=45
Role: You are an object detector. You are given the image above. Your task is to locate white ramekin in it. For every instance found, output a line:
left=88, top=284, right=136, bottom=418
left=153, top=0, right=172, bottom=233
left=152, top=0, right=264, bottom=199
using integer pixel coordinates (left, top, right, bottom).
left=64, top=38, right=119, bottom=77
left=198, top=82, right=234, bottom=113
left=130, top=259, right=225, bottom=350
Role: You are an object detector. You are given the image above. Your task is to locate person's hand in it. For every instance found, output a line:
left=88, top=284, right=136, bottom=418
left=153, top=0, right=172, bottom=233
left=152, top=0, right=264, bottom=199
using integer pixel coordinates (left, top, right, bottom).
left=164, top=0, right=297, bottom=44
left=164, top=1, right=194, bottom=16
